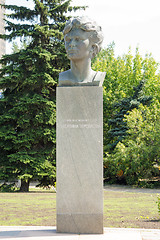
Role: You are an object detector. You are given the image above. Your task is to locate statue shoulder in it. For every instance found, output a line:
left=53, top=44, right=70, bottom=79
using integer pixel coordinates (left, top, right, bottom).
left=58, top=70, right=73, bottom=86
left=59, top=70, right=71, bottom=81
left=93, top=71, right=106, bottom=87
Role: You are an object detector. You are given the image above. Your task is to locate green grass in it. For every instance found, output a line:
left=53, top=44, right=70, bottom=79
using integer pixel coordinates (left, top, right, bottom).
left=103, top=191, right=160, bottom=228
left=0, top=188, right=159, bottom=228
left=0, top=189, right=56, bottom=226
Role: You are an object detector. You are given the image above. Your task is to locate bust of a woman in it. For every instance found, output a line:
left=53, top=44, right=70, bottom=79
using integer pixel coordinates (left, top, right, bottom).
left=59, top=16, right=106, bottom=87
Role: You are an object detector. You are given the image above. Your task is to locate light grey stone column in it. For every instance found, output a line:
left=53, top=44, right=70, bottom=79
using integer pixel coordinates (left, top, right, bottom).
left=56, top=87, right=103, bottom=234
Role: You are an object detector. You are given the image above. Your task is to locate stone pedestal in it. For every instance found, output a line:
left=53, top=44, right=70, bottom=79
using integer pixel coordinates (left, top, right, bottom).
left=56, top=87, right=103, bottom=234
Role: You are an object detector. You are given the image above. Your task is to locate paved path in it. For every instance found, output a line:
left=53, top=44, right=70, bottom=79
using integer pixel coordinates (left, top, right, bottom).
left=104, top=184, right=160, bottom=194
left=0, top=226, right=160, bottom=240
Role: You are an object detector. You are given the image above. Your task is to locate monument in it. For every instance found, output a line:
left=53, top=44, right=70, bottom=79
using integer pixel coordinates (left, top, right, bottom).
left=56, top=16, right=106, bottom=234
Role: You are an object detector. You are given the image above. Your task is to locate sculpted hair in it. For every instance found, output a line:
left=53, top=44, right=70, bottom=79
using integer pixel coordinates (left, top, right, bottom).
left=63, top=16, right=104, bottom=58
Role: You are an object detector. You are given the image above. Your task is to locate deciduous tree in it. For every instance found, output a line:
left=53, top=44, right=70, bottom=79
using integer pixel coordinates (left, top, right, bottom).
left=93, top=44, right=160, bottom=185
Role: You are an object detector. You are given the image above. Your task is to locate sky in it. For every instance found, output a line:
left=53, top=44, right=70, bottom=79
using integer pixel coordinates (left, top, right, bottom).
left=5, top=0, right=160, bottom=62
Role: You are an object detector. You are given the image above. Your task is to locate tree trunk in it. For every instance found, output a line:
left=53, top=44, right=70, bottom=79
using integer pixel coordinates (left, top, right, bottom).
left=20, top=179, right=30, bottom=192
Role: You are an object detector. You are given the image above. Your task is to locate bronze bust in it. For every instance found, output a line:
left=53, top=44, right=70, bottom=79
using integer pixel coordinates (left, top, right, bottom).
left=59, top=16, right=106, bottom=87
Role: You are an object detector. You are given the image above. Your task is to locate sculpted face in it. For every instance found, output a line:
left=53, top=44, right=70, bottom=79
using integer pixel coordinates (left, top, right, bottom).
left=59, top=17, right=106, bottom=86
left=64, top=28, right=93, bottom=61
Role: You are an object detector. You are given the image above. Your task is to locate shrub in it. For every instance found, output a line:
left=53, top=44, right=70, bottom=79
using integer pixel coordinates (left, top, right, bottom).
left=0, top=183, right=16, bottom=192
left=157, top=196, right=160, bottom=215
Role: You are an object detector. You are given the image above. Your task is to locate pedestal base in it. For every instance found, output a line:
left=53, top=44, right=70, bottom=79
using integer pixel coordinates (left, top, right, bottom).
left=57, top=214, right=103, bottom=234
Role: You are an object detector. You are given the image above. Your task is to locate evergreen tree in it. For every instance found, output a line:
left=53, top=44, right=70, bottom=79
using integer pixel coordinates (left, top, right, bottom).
left=107, top=80, right=152, bottom=152
left=0, top=0, right=85, bottom=191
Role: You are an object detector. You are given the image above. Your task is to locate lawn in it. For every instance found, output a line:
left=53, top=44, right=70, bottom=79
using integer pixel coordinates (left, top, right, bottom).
left=103, top=191, right=160, bottom=228
left=0, top=188, right=159, bottom=228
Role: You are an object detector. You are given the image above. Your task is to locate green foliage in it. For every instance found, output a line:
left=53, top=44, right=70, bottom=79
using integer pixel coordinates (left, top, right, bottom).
left=92, top=44, right=159, bottom=149
left=0, top=182, right=17, bottom=192
left=157, top=196, right=160, bottom=215
left=107, top=80, right=152, bottom=152
left=12, top=38, right=31, bottom=53
left=104, top=103, right=160, bottom=185
left=93, top=44, right=160, bottom=185
left=0, top=0, right=84, bottom=191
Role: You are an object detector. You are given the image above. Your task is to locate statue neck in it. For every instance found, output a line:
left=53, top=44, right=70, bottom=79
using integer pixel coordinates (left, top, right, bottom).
left=70, top=58, right=93, bottom=82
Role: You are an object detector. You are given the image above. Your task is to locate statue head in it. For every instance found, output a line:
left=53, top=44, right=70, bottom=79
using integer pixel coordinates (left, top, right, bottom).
left=63, top=16, right=104, bottom=60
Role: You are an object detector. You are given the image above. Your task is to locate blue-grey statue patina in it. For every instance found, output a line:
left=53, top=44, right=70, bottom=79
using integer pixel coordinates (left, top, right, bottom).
left=59, top=16, right=106, bottom=86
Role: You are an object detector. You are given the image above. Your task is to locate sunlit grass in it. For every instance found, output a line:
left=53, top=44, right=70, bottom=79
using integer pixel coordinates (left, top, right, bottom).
left=0, top=188, right=159, bottom=228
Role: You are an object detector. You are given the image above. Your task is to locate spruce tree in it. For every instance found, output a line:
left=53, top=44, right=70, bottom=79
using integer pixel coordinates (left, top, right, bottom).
left=107, top=80, right=152, bottom=152
left=0, top=0, right=85, bottom=191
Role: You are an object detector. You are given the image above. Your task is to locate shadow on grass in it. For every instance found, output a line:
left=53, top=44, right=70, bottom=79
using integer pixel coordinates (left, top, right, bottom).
left=145, top=219, right=160, bottom=223
left=29, top=191, right=56, bottom=193
left=0, top=191, right=56, bottom=194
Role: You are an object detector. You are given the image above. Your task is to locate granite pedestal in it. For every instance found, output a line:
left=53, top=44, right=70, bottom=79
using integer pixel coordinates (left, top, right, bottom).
left=56, top=87, right=103, bottom=234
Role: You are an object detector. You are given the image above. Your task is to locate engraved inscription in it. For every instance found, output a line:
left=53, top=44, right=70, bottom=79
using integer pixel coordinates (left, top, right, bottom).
left=58, top=119, right=101, bottom=129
